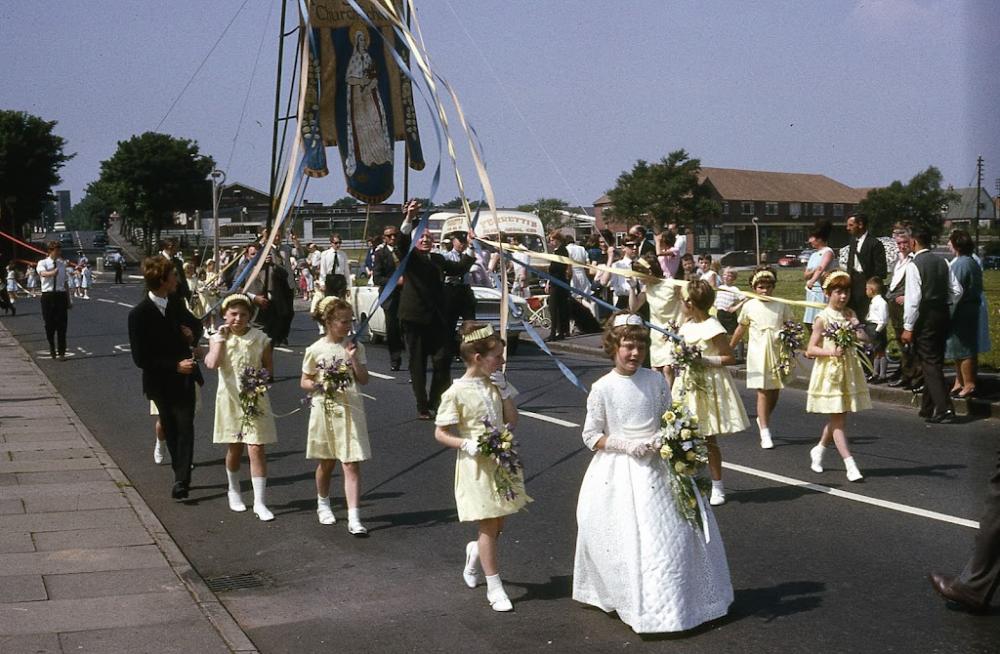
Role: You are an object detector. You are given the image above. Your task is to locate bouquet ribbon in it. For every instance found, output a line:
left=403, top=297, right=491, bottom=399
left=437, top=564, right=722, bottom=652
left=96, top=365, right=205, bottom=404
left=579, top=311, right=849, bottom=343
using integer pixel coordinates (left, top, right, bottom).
left=691, top=477, right=711, bottom=544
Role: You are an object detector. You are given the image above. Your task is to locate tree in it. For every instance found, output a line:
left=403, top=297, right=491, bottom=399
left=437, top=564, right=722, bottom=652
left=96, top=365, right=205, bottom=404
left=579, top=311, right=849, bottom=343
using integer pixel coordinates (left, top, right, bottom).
left=439, top=195, right=483, bottom=211
left=67, top=182, right=115, bottom=231
left=0, top=110, right=73, bottom=259
left=332, top=195, right=360, bottom=208
left=517, top=197, right=570, bottom=232
left=857, top=166, right=960, bottom=245
left=96, top=132, right=213, bottom=253
left=604, top=149, right=718, bottom=230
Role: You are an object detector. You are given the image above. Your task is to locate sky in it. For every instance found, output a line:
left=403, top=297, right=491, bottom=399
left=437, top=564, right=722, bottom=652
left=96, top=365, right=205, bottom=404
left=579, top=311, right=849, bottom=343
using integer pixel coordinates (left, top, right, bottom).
left=2, top=0, right=998, bottom=213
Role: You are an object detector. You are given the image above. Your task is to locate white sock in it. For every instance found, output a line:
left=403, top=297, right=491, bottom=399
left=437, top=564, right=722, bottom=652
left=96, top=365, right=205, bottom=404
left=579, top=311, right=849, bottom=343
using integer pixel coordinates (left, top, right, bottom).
left=251, top=477, right=267, bottom=505
left=226, top=469, right=241, bottom=494
left=348, top=507, right=361, bottom=523
left=485, top=573, right=503, bottom=593
left=712, top=480, right=724, bottom=491
left=317, top=495, right=331, bottom=508
left=759, top=427, right=772, bottom=439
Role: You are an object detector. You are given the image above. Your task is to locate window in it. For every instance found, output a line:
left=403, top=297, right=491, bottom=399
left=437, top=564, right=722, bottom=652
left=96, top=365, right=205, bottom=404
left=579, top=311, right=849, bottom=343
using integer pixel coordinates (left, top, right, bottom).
left=789, top=202, right=801, bottom=217
left=720, top=201, right=729, bottom=215
left=833, top=203, right=844, bottom=217
left=741, top=201, right=754, bottom=216
left=812, top=203, right=825, bottom=216
left=765, top=202, right=778, bottom=216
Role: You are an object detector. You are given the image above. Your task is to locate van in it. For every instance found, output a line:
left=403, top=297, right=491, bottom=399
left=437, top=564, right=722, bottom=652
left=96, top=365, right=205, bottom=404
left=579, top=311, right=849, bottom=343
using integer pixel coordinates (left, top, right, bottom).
left=433, top=210, right=548, bottom=264
left=53, top=222, right=67, bottom=233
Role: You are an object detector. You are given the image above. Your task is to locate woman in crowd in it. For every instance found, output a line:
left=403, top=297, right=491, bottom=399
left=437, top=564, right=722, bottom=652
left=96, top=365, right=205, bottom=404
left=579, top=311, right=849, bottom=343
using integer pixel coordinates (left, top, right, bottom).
left=945, top=230, right=984, bottom=398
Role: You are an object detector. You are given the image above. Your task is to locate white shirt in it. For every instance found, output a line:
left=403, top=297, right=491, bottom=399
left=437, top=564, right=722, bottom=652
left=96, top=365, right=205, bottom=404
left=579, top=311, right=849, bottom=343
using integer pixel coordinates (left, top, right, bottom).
left=902, top=249, right=963, bottom=331
left=308, top=249, right=322, bottom=268
left=36, top=257, right=68, bottom=293
left=888, top=253, right=911, bottom=292
left=148, top=292, right=168, bottom=316
left=319, top=247, right=349, bottom=280
left=852, top=232, right=867, bottom=273
left=866, top=295, right=888, bottom=331
left=611, top=256, right=634, bottom=297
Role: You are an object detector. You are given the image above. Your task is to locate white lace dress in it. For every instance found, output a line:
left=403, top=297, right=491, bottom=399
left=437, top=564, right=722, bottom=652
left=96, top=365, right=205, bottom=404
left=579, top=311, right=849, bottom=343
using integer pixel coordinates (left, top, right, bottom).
left=573, top=368, right=733, bottom=633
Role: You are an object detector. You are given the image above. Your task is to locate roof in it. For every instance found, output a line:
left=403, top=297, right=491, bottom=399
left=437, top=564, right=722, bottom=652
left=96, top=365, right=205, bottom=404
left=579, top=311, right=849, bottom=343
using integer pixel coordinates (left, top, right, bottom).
left=943, top=187, right=997, bottom=221
left=697, top=167, right=867, bottom=203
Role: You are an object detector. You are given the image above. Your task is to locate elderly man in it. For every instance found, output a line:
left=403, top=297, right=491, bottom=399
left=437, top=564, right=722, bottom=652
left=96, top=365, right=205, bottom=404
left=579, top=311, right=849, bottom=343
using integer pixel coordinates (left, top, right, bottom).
left=845, top=213, right=887, bottom=320
left=396, top=201, right=475, bottom=419
left=886, top=223, right=923, bottom=390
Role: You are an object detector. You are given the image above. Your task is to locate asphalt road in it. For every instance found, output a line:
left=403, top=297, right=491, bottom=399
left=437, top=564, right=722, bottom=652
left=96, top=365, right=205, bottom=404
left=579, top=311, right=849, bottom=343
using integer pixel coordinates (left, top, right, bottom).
left=3, top=282, right=999, bottom=653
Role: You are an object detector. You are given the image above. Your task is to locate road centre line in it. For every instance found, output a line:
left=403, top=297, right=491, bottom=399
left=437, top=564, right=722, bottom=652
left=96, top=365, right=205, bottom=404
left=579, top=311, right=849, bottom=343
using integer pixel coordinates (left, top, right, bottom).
left=722, top=462, right=979, bottom=530
left=519, top=410, right=580, bottom=428
left=116, top=302, right=133, bottom=308
left=361, top=392, right=376, bottom=401
left=97, top=298, right=116, bottom=304
left=274, top=346, right=295, bottom=353
left=368, top=371, right=395, bottom=380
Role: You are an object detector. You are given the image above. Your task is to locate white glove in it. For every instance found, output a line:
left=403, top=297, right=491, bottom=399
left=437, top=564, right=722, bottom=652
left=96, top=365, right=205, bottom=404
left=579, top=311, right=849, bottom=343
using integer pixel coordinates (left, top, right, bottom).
left=460, top=439, right=480, bottom=456
left=489, top=371, right=517, bottom=400
left=702, top=355, right=724, bottom=367
left=604, top=437, right=655, bottom=458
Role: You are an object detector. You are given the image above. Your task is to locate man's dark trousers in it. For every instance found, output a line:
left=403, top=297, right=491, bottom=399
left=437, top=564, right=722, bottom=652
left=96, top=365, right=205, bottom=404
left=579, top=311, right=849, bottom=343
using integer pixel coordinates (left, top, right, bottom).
left=402, top=319, right=451, bottom=414
left=955, top=446, right=1000, bottom=606
left=40, top=291, right=68, bottom=356
left=153, top=387, right=196, bottom=488
left=913, top=306, right=951, bottom=416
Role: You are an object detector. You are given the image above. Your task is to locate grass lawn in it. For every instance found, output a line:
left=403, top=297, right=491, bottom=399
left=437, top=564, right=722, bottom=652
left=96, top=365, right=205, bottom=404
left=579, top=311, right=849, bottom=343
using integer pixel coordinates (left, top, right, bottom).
left=762, top=268, right=999, bottom=371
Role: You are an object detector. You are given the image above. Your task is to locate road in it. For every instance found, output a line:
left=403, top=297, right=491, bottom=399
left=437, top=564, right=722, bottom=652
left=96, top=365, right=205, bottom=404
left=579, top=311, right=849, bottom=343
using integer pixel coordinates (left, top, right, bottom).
left=3, top=281, right=999, bottom=653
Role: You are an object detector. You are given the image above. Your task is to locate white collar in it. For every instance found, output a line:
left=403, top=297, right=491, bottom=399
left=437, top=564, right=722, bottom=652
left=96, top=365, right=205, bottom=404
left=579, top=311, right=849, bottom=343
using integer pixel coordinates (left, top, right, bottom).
left=148, top=292, right=168, bottom=313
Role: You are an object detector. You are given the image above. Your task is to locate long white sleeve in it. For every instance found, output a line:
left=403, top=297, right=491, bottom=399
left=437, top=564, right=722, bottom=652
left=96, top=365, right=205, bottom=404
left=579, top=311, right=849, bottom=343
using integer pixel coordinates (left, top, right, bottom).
left=947, top=266, right=964, bottom=314
left=902, top=260, right=922, bottom=331
left=581, top=386, right=608, bottom=451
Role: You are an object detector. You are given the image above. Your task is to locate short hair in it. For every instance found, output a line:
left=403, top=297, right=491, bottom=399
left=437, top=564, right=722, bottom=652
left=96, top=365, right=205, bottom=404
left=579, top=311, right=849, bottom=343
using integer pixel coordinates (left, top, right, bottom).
left=457, top=321, right=504, bottom=363
left=850, top=213, right=869, bottom=229
left=629, top=224, right=646, bottom=237
left=657, top=230, right=676, bottom=248
left=810, top=219, right=832, bottom=241
left=632, top=252, right=663, bottom=278
left=722, top=266, right=737, bottom=278
left=183, top=262, right=195, bottom=275
left=685, top=279, right=715, bottom=312
left=159, top=237, right=179, bottom=250
left=329, top=233, right=341, bottom=243
left=601, top=312, right=650, bottom=358
left=46, top=240, right=61, bottom=252
left=698, top=253, right=713, bottom=264
left=949, top=229, right=974, bottom=256
left=142, top=255, right=174, bottom=291
left=822, top=270, right=852, bottom=292
left=866, top=276, right=885, bottom=294
left=911, top=225, right=935, bottom=248
left=598, top=229, right=614, bottom=245
left=680, top=252, right=695, bottom=263
left=312, top=296, right=352, bottom=323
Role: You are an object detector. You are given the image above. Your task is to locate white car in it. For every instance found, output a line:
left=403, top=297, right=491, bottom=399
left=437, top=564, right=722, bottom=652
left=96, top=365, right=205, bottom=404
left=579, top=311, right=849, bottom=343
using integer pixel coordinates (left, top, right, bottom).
left=351, top=284, right=530, bottom=354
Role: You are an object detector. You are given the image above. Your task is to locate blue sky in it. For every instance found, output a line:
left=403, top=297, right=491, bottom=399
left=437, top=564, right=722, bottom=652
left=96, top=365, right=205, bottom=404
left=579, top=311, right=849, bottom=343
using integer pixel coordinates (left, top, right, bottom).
left=2, top=0, right=997, bottom=211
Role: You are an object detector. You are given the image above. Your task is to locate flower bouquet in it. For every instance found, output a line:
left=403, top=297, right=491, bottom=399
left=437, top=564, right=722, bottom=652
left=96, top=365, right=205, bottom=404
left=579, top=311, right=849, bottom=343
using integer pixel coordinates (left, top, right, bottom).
left=477, top=417, right=524, bottom=502
left=774, top=319, right=805, bottom=380
left=670, top=338, right=706, bottom=393
left=236, top=366, right=272, bottom=441
left=310, top=358, right=353, bottom=416
left=823, top=320, right=873, bottom=372
left=658, top=400, right=711, bottom=530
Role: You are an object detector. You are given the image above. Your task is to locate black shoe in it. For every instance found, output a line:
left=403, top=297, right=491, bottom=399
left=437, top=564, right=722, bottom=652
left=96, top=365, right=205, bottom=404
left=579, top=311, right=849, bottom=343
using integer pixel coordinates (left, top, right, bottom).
left=171, top=482, right=189, bottom=500
left=918, top=408, right=932, bottom=419
left=910, top=384, right=926, bottom=394
left=929, top=573, right=988, bottom=613
left=390, top=362, right=401, bottom=372
left=926, top=410, right=958, bottom=424
left=887, top=378, right=908, bottom=388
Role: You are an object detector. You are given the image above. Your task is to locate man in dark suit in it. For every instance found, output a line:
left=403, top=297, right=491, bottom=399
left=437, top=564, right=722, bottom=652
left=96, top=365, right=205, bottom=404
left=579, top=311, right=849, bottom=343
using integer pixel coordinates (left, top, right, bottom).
left=372, top=224, right=404, bottom=370
left=845, top=213, right=886, bottom=319
left=128, top=255, right=204, bottom=499
left=546, top=231, right=571, bottom=341
left=159, top=237, right=190, bottom=303
left=396, top=201, right=475, bottom=419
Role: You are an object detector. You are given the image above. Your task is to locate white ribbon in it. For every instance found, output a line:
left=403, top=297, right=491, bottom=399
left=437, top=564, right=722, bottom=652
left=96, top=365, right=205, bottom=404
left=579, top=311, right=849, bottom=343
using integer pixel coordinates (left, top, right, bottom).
left=692, top=477, right=711, bottom=544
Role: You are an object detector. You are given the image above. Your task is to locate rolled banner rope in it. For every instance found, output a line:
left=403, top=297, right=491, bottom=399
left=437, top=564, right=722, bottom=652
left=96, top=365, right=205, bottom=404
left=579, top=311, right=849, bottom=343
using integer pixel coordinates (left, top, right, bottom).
left=0, top=229, right=48, bottom=256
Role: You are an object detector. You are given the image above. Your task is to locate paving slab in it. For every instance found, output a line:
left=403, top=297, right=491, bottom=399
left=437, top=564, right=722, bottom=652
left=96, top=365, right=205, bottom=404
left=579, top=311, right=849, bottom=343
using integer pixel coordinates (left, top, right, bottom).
left=0, top=575, right=47, bottom=603
left=0, top=439, right=87, bottom=453
left=0, top=632, right=62, bottom=654
left=23, top=492, right=129, bottom=514
left=0, top=406, right=69, bottom=419
left=0, top=544, right=164, bottom=577
left=33, top=526, right=154, bottom=552
left=0, top=458, right=105, bottom=474
left=0, top=531, right=34, bottom=554
left=0, top=498, right=24, bottom=514
left=43, top=568, right=183, bottom=600
left=0, top=507, right=135, bottom=534
left=1, top=430, right=90, bottom=442
left=0, top=421, right=78, bottom=435
left=11, top=448, right=96, bottom=461
left=0, top=480, right=121, bottom=501
left=15, top=468, right=111, bottom=485
left=57, top=618, right=232, bottom=654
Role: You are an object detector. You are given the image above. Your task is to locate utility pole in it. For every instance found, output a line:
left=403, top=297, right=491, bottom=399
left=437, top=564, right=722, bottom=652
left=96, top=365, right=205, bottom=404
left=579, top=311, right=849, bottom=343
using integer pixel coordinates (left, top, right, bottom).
left=974, top=156, right=983, bottom=250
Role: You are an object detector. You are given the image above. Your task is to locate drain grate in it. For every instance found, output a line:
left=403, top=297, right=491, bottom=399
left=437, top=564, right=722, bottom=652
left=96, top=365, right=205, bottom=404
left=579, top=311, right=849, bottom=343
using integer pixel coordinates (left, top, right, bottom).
left=205, top=572, right=268, bottom=592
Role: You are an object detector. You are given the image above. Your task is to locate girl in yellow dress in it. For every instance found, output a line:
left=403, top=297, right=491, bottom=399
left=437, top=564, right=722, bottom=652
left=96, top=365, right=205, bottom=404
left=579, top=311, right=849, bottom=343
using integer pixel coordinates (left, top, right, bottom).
left=672, top=280, right=750, bottom=506
left=805, top=271, right=871, bottom=482
left=435, top=322, right=530, bottom=613
left=729, top=267, right=794, bottom=449
left=204, top=294, right=278, bottom=521
left=300, top=297, right=371, bottom=535
left=627, top=253, right=683, bottom=380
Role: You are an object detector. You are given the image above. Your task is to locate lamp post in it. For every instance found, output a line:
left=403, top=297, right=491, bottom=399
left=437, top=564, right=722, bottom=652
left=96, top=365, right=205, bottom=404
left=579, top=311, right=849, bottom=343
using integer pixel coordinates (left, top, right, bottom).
left=210, top=170, right=226, bottom=272
left=751, top=216, right=761, bottom=265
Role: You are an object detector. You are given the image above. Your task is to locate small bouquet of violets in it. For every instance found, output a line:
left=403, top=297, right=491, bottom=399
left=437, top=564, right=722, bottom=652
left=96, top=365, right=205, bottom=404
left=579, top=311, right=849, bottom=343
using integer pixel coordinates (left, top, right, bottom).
left=477, top=417, right=523, bottom=502
left=237, top=366, right=272, bottom=441
left=658, top=401, right=711, bottom=530
left=823, top=320, right=873, bottom=372
left=774, top=320, right=805, bottom=380
left=670, top=339, right=706, bottom=392
left=310, top=358, right=354, bottom=416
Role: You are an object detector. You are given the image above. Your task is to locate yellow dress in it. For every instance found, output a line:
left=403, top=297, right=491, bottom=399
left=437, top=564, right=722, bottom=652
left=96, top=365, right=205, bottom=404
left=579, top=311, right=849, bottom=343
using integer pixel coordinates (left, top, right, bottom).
left=302, top=339, right=371, bottom=462
left=739, top=298, right=794, bottom=390
left=435, top=378, right=532, bottom=522
left=671, top=318, right=750, bottom=436
left=212, top=328, right=277, bottom=445
left=645, top=279, right=684, bottom=368
left=806, top=307, right=872, bottom=414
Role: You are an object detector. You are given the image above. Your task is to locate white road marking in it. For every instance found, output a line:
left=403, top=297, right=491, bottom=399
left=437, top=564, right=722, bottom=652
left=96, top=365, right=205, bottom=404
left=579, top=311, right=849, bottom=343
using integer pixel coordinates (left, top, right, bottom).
left=519, top=411, right=580, bottom=428
left=76, top=347, right=91, bottom=356
left=97, top=298, right=116, bottom=304
left=722, top=462, right=979, bottom=529
left=361, top=393, right=376, bottom=401
left=274, top=346, right=295, bottom=353
left=116, top=302, right=133, bottom=308
left=113, top=344, right=131, bottom=353
left=368, top=371, right=395, bottom=380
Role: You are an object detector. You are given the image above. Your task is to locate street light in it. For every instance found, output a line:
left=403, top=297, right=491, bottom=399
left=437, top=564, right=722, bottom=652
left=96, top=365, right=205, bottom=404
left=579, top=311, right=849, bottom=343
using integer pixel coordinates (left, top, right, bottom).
left=209, top=170, right=226, bottom=272
left=751, top=216, right=761, bottom=265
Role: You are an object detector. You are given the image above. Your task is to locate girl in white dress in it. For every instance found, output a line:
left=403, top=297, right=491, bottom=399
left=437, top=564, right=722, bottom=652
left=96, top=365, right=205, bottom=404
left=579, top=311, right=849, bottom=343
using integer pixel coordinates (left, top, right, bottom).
left=573, top=312, right=733, bottom=633
left=79, top=262, right=92, bottom=299
left=205, top=294, right=278, bottom=521
left=300, top=297, right=371, bottom=535
left=672, top=281, right=750, bottom=506
left=435, top=322, right=528, bottom=613
left=729, top=267, right=793, bottom=449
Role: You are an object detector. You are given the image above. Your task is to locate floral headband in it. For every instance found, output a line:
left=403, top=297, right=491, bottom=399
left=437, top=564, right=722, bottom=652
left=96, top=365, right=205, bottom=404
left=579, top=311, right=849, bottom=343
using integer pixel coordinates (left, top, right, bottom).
left=317, top=296, right=340, bottom=316
left=750, top=270, right=776, bottom=286
left=822, top=270, right=851, bottom=291
left=612, top=313, right=644, bottom=328
left=462, top=324, right=494, bottom=343
left=221, top=293, right=252, bottom=310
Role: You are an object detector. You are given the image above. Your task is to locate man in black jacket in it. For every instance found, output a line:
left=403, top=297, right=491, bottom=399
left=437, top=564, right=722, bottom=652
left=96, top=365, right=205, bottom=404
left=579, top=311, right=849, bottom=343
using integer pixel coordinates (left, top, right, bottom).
left=159, top=237, right=191, bottom=303
left=128, top=255, right=204, bottom=499
left=372, top=224, right=404, bottom=370
left=396, top=201, right=475, bottom=419
left=845, top=213, right=887, bottom=319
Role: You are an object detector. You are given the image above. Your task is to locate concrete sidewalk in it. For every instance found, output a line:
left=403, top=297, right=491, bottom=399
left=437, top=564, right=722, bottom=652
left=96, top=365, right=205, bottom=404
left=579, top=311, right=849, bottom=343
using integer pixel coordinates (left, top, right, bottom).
left=541, top=330, right=1000, bottom=420
left=0, top=323, right=256, bottom=653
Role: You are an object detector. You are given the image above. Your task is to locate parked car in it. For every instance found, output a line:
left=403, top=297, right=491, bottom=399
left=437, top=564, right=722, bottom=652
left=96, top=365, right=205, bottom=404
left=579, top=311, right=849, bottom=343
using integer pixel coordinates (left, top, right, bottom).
left=798, top=249, right=816, bottom=265
left=103, top=246, right=126, bottom=269
left=92, top=232, right=108, bottom=248
left=719, top=250, right=757, bottom=267
left=776, top=251, right=802, bottom=267
left=982, top=255, right=1000, bottom=270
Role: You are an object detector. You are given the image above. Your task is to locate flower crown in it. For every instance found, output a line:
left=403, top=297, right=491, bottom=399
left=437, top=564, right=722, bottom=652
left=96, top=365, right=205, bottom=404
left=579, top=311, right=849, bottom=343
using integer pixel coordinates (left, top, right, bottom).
left=462, top=324, right=494, bottom=343
left=221, top=293, right=252, bottom=310
left=750, top=270, right=776, bottom=286
left=317, top=296, right=339, bottom=316
left=822, top=270, right=851, bottom=291
left=612, top=313, right=644, bottom=328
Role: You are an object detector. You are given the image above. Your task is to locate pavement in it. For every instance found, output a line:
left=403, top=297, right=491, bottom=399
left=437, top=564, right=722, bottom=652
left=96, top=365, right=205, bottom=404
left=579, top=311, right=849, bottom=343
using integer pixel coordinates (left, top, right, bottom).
left=0, top=323, right=256, bottom=653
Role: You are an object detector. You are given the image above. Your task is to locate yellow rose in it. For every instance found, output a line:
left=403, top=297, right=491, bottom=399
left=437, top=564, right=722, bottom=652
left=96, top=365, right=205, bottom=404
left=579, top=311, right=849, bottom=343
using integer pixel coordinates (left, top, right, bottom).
left=659, top=445, right=672, bottom=459
left=680, top=428, right=692, bottom=439
left=689, top=416, right=699, bottom=426
left=674, top=461, right=686, bottom=474
left=688, top=497, right=698, bottom=509
left=663, top=411, right=676, bottom=423
left=501, top=441, right=512, bottom=450
left=685, top=451, right=696, bottom=461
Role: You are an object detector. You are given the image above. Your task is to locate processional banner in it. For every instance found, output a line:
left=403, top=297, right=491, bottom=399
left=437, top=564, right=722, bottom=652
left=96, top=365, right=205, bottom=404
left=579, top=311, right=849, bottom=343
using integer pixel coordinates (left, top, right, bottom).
left=302, top=0, right=424, bottom=204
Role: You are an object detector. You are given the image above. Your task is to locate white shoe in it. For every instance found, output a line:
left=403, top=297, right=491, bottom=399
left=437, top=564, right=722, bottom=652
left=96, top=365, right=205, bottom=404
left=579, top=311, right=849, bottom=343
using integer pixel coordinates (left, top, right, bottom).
left=348, top=521, right=369, bottom=537
left=463, top=541, right=483, bottom=588
left=227, top=491, right=247, bottom=512
left=153, top=440, right=166, bottom=465
left=317, top=503, right=336, bottom=525
left=709, top=485, right=726, bottom=506
left=845, top=458, right=864, bottom=482
left=487, top=588, right=513, bottom=612
left=809, top=445, right=826, bottom=474
left=253, top=504, right=275, bottom=521
left=760, top=432, right=774, bottom=449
